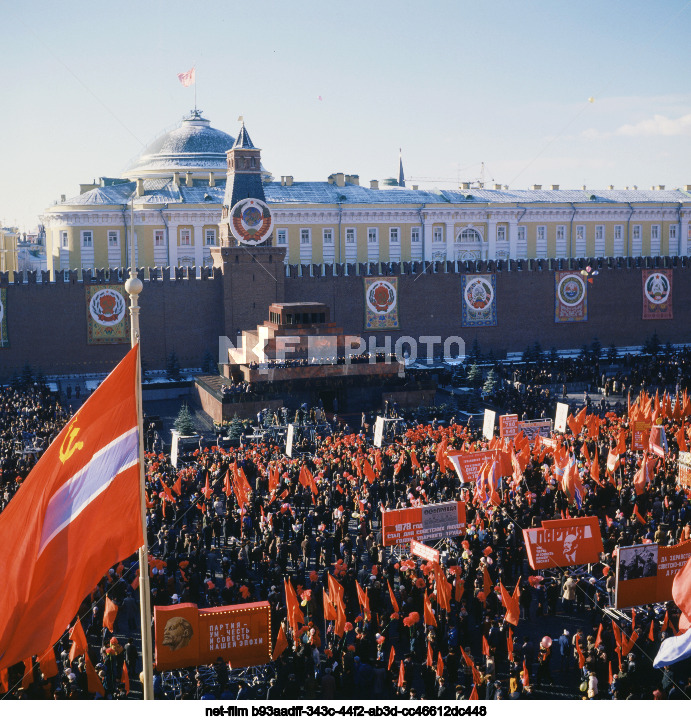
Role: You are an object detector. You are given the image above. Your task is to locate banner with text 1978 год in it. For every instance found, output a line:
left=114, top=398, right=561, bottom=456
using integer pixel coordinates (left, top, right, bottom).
left=86, top=284, right=130, bottom=344
left=555, top=271, right=587, bottom=323
left=382, top=501, right=466, bottom=547
left=154, top=601, right=271, bottom=671
left=642, top=269, right=673, bottom=320
left=0, top=288, right=8, bottom=348
left=461, top=274, right=497, bottom=327
left=364, top=277, right=399, bottom=330
left=523, top=516, right=603, bottom=570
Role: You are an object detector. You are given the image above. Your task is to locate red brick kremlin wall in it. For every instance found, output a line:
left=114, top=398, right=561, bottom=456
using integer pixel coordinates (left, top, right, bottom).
left=0, top=256, right=688, bottom=378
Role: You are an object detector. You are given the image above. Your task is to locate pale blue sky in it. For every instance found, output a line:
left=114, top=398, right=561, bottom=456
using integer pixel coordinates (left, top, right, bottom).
left=2, top=0, right=691, bottom=229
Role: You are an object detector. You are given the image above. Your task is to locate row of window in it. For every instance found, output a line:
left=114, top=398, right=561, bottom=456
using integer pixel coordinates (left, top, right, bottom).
left=60, top=223, right=681, bottom=252
left=517, top=224, right=674, bottom=242
left=276, top=227, right=481, bottom=246
left=60, top=229, right=218, bottom=248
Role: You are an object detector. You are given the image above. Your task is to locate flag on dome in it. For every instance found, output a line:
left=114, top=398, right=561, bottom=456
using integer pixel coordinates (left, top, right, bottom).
left=0, top=345, right=143, bottom=671
left=177, top=67, right=196, bottom=87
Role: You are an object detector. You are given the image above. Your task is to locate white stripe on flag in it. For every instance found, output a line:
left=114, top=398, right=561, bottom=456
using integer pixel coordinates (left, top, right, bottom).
left=653, top=627, right=691, bottom=668
left=38, top=427, right=139, bottom=556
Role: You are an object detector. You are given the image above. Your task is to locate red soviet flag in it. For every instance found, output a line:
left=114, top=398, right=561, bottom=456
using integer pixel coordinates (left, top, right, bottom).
left=102, top=596, right=119, bottom=633
left=0, top=345, right=143, bottom=670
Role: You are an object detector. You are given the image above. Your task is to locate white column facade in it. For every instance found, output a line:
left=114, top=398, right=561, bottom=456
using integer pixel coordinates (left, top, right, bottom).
left=423, top=219, right=434, bottom=262
left=445, top=221, right=455, bottom=262
left=168, top=222, right=178, bottom=277
left=508, top=219, right=518, bottom=260
left=681, top=213, right=690, bottom=256
left=487, top=219, right=497, bottom=260
left=193, top=223, right=204, bottom=274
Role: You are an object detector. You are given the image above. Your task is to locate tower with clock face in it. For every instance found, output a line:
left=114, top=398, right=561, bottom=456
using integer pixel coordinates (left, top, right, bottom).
left=219, top=121, right=274, bottom=248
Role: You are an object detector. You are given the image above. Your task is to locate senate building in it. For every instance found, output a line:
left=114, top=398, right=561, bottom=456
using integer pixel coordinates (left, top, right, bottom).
left=40, top=109, right=691, bottom=275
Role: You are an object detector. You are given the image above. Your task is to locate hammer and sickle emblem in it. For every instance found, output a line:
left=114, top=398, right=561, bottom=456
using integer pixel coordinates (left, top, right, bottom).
left=59, top=422, right=84, bottom=464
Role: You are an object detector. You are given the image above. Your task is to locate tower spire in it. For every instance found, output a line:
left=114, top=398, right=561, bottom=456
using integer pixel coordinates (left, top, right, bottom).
left=398, top=148, right=405, bottom=188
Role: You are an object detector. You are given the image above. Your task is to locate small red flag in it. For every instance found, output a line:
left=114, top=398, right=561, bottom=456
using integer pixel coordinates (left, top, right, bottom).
left=85, top=655, right=105, bottom=697
left=103, top=596, right=118, bottom=633
left=648, top=620, right=655, bottom=642
left=272, top=626, right=289, bottom=661
left=426, top=641, right=434, bottom=667
left=436, top=651, right=444, bottom=679
left=397, top=659, right=405, bottom=688
left=388, top=645, right=395, bottom=670
left=121, top=660, right=130, bottom=694
left=68, top=619, right=88, bottom=663
left=482, top=635, right=490, bottom=657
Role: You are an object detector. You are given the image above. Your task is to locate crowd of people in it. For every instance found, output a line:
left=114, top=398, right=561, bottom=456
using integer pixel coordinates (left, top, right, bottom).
left=3, top=349, right=691, bottom=701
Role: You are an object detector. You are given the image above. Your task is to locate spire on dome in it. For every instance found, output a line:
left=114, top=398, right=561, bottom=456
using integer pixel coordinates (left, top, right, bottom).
left=233, top=120, right=255, bottom=150
left=398, top=148, right=405, bottom=188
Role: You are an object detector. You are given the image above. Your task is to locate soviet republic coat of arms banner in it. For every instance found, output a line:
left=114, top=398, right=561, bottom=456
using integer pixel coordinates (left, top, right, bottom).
left=554, top=271, right=588, bottom=323
left=461, top=274, right=497, bottom=327
left=364, top=277, right=399, bottom=330
left=86, top=285, right=130, bottom=344
left=642, top=269, right=672, bottom=320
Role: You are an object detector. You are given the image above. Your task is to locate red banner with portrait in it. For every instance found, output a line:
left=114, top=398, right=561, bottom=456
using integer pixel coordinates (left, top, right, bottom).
left=523, top=516, right=603, bottom=570
left=615, top=540, right=691, bottom=609
left=154, top=601, right=271, bottom=671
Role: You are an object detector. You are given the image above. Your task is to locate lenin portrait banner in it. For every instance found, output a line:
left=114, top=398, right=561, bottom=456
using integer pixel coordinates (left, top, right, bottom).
left=86, top=284, right=130, bottom=344
left=154, top=601, right=271, bottom=671
left=461, top=274, right=497, bottom=327
left=382, top=501, right=466, bottom=547
left=364, top=277, right=399, bottom=330
left=523, top=516, right=603, bottom=570
left=642, top=269, right=672, bottom=320
left=0, top=288, right=7, bottom=348
left=614, top=540, right=691, bottom=609
left=555, top=271, right=587, bottom=323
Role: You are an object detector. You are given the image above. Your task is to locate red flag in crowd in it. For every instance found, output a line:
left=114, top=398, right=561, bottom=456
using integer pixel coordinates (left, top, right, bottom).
left=121, top=661, right=130, bottom=694
left=102, top=596, right=119, bottom=633
left=426, top=641, right=433, bottom=667
left=397, top=660, right=405, bottom=688
left=388, top=645, right=395, bottom=670
left=272, top=626, right=289, bottom=661
left=387, top=580, right=400, bottom=614
left=83, top=655, right=105, bottom=696
left=423, top=592, right=437, bottom=627
left=436, top=652, right=444, bottom=678
left=500, top=580, right=520, bottom=627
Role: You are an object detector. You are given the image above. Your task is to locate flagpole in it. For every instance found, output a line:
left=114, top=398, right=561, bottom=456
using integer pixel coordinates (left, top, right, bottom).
left=125, top=205, right=154, bottom=700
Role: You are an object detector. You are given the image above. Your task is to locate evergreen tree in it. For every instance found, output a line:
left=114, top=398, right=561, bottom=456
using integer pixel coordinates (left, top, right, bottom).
left=466, top=363, right=482, bottom=388
left=483, top=369, right=499, bottom=396
left=174, top=403, right=196, bottom=436
left=591, top=337, right=602, bottom=359
left=470, top=338, right=482, bottom=362
left=166, top=351, right=181, bottom=381
left=226, top=415, right=244, bottom=439
left=607, top=344, right=618, bottom=364
left=21, top=363, right=33, bottom=388
left=201, top=349, right=216, bottom=374
left=549, top=347, right=559, bottom=364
